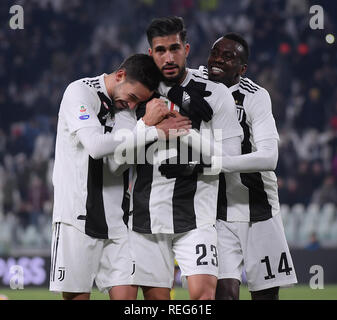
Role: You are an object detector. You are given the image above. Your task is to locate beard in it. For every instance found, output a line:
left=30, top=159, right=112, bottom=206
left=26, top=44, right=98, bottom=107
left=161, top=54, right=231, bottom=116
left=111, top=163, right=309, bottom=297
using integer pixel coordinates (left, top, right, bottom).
left=162, top=64, right=187, bottom=86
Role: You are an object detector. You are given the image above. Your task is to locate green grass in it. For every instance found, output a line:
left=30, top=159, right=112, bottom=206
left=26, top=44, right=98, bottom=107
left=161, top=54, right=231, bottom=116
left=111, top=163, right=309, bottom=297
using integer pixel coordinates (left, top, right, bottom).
left=0, top=285, right=337, bottom=300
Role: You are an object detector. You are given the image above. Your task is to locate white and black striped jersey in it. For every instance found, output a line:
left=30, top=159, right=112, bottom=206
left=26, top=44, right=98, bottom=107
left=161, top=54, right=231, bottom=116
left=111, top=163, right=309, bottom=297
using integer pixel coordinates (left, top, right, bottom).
left=129, top=69, right=243, bottom=234
left=217, top=78, right=280, bottom=221
left=214, top=75, right=281, bottom=222
left=52, top=74, right=133, bottom=239
left=197, top=66, right=280, bottom=222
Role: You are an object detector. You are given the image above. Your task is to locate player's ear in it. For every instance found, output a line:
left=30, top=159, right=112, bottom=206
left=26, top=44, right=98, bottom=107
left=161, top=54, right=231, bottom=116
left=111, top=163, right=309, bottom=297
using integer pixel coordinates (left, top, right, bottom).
left=184, top=43, right=190, bottom=57
left=240, top=64, right=248, bottom=76
left=148, top=47, right=153, bottom=56
left=115, top=69, right=126, bottom=83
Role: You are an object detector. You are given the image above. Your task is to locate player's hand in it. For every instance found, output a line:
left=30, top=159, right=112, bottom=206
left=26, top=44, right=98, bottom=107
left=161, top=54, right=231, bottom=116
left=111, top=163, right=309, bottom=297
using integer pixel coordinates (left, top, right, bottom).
left=155, top=111, right=192, bottom=140
left=167, top=79, right=213, bottom=129
left=142, top=98, right=170, bottom=126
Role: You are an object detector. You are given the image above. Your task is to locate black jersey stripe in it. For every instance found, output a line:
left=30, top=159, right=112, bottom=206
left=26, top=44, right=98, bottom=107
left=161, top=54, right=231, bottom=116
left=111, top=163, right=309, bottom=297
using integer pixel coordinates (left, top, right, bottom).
left=132, top=101, right=155, bottom=233
left=172, top=174, right=198, bottom=233
left=50, top=222, right=61, bottom=282
left=237, top=99, right=272, bottom=221
left=122, top=169, right=130, bottom=226
left=85, top=156, right=109, bottom=238
left=216, top=173, right=227, bottom=220
left=240, top=172, right=273, bottom=221
left=84, top=95, right=111, bottom=239
left=232, top=89, right=272, bottom=221
left=171, top=144, right=198, bottom=233
left=239, top=83, right=256, bottom=94
left=241, top=78, right=259, bottom=90
left=132, top=162, right=154, bottom=233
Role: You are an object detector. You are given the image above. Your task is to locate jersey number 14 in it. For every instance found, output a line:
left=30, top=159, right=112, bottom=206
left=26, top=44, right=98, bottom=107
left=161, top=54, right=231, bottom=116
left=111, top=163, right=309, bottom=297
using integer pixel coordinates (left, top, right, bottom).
left=261, top=252, right=293, bottom=280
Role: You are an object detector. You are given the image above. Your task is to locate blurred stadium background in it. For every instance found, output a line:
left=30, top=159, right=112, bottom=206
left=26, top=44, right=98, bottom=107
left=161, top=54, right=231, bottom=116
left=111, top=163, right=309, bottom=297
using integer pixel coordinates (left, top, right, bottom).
left=0, top=0, right=337, bottom=299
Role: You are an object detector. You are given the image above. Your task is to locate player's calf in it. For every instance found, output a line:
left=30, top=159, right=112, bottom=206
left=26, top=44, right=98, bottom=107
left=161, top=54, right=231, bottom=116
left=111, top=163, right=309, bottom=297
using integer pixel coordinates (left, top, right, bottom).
left=250, top=286, right=279, bottom=300
left=215, top=278, right=240, bottom=300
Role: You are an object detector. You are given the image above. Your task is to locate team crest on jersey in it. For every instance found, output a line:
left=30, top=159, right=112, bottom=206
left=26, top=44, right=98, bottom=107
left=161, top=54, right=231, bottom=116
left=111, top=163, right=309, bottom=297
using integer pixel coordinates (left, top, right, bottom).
left=57, top=267, right=65, bottom=281
left=236, top=106, right=244, bottom=123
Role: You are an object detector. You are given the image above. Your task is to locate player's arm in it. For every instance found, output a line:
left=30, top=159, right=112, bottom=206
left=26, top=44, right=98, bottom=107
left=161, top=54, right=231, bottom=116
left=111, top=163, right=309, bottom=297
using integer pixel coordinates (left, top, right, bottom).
left=212, top=88, right=279, bottom=173
left=60, top=82, right=157, bottom=160
left=77, top=99, right=191, bottom=160
left=212, top=138, right=278, bottom=173
left=76, top=115, right=158, bottom=160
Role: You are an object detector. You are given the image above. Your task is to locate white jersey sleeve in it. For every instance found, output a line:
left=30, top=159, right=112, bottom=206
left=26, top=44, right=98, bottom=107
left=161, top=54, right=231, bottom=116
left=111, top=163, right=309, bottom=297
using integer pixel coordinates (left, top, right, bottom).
left=76, top=117, right=157, bottom=160
left=60, top=81, right=102, bottom=133
left=213, top=138, right=278, bottom=173
left=248, top=88, right=279, bottom=143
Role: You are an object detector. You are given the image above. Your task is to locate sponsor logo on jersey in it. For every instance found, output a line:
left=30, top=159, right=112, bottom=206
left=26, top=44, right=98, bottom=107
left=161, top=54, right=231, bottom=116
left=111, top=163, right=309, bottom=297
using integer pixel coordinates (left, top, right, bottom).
left=79, top=114, right=90, bottom=120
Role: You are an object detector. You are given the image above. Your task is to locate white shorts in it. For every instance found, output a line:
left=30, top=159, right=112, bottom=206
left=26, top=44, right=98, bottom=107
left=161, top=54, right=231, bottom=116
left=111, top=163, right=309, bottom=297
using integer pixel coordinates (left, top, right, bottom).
left=217, top=214, right=297, bottom=292
left=49, top=222, right=135, bottom=293
left=130, top=225, right=218, bottom=288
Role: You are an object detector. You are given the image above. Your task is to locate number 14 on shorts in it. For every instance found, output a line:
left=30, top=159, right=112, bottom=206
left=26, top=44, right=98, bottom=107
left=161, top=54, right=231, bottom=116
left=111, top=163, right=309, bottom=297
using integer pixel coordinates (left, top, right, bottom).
left=261, top=252, right=293, bottom=280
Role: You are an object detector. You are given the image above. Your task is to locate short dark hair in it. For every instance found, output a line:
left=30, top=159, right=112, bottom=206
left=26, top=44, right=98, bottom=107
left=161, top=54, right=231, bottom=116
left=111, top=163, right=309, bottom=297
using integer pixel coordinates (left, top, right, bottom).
left=146, top=16, right=187, bottom=47
left=117, top=53, right=162, bottom=91
left=224, top=33, right=250, bottom=64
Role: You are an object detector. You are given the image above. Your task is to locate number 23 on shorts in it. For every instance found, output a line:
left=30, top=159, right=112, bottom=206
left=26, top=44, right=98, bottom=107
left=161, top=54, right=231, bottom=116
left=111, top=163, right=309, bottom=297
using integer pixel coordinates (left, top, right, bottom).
left=195, top=244, right=218, bottom=267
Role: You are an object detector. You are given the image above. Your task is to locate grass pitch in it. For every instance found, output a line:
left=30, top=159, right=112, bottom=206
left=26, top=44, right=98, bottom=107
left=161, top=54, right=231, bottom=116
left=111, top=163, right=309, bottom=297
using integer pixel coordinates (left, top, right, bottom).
left=0, top=285, right=336, bottom=300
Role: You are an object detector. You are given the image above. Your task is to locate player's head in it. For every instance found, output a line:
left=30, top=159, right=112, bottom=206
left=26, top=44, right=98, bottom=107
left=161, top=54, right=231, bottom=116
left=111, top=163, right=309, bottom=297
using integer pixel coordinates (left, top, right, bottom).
left=146, top=16, right=190, bottom=83
left=112, top=54, right=161, bottom=109
left=208, top=33, right=249, bottom=87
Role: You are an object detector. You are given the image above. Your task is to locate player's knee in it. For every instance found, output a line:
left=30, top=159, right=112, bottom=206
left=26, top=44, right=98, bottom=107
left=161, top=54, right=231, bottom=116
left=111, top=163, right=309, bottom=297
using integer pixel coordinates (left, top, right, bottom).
left=251, top=286, right=279, bottom=300
left=190, top=287, right=215, bottom=300
left=142, top=286, right=171, bottom=300
left=215, top=279, right=240, bottom=300
left=189, top=281, right=216, bottom=300
left=109, top=285, right=138, bottom=300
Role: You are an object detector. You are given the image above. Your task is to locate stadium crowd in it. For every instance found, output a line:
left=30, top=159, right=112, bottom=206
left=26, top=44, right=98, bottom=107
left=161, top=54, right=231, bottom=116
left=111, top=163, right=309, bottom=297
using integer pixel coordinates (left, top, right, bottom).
left=0, top=0, right=336, bottom=253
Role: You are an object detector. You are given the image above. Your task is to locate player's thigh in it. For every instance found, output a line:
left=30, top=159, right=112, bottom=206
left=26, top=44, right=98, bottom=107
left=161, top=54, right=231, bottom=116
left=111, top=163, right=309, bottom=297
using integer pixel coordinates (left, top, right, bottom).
left=95, top=233, right=136, bottom=296
left=49, top=222, right=103, bottom=293
left=243, top=214, right=298, bottom=292
left=173, top=225, right=218, bottom=282
left=129, top=230, right=175, bottom=289
left=216, top=220, right=244, bottom=282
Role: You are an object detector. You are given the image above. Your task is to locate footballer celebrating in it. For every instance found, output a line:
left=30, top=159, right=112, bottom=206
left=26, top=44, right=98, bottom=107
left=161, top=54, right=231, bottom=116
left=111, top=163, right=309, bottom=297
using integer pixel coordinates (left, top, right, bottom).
left=49, top=54, right=191, bottom=300
left=129, top=17, right=243, bottom=300
left=204, top=33, right=298, bottom=300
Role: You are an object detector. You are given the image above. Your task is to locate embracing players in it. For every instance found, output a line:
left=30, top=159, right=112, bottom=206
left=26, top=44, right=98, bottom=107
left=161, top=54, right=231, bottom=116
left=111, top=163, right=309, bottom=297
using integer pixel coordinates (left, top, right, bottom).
left=205, top=33, right=298, bottom=300
left=50, top=53, right=191, bottom=299
left=129, top=17, right=243, bottom=300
